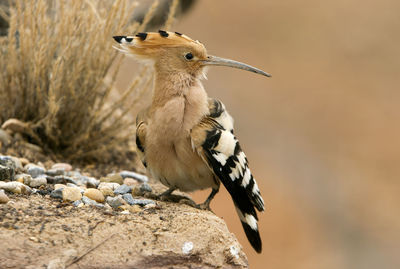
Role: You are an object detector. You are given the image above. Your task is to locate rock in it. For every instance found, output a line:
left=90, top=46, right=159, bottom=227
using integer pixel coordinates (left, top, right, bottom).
left=46, top=168, right=65, bottom=176
left=15, top=173, right=32, bottom=185
left=100, top=173, right=123, bottom=184
left=0, top=165, right=13, bottom=181
left=0, top=189, right=9, bottom=203
left=182, top=241, right=194, bottom=255
left=79, top=176, right=99, bottom=188
left=28, top=175, right=47, bottom=188
left=25, top=163, right=46, bottom=178
left=0, top=128, right=11, bottom=145
left=106, top=195, right=127, bottom=208
left=120, top=170, right=148, bottom=182
left=114, top=184, right=132, bottom=195
left=19, top=158, right=30, bottom=166
left=50, top=188, right=63, bottom=199
left=54, top=184, right=66, bottom=190
left=66, top=183, right=78, bottom=188
left=54, top=175, right=79, bottom=185
left=84, top=188, right=105, bottom=203
left=0, top=155, right=22, bottom=172
left=72, top=200, right=82, bottom=207
left=99, top=186, right=114, bottom=197
left=0, top=181, right=32, bottom=194
left=119, top=204, right=142, bottom=213
left=122, top=194, right=155, bottom=206
left=51, top=163, right=72, bottom=172
left=123, top=177, right=138, bottom=186
left=133, top=183, right=152, bottom=195
left=62, top=187, right=82, bottom=202
left=98, top=182, right=120, bottom=190
left=82, top=196, right=99, bottom=206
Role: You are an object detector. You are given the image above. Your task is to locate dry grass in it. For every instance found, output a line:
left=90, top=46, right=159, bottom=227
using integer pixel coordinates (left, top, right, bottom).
left=0, top=0, right=171, bottom=163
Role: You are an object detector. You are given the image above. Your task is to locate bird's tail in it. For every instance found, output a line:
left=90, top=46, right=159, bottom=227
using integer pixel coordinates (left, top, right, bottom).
left=233, top=193, right=263, bottom=253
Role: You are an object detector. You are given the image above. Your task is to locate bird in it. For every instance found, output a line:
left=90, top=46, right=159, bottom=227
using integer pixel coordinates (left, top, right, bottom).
left=113, top=30, right=270, bottom=253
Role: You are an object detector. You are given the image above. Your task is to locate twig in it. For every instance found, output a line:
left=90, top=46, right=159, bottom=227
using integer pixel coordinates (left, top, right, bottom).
left=66, top=233, right=117, bottom=268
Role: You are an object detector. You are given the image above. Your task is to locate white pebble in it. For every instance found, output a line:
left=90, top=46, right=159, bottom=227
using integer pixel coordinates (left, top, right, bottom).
left=182, top=241, right=193, bottom=255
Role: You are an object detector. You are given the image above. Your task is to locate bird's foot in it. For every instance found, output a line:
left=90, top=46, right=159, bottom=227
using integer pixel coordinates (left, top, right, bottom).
left=179, top=198, right=212, bottom=211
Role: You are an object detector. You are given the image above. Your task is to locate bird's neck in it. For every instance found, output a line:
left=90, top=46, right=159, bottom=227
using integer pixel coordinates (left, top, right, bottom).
left=150, top=71, right=209, bottom=132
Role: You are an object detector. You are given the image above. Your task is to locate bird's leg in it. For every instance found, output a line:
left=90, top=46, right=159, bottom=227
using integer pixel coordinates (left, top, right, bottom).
left=157, top=186, right=177, bottom=199
left=197, top=185, right=220, bottom=210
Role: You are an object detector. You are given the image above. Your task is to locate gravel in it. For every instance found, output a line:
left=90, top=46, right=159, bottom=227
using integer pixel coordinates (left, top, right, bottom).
left=120, top=170, right=148, bottom=182
left=114, top=184, right=132, bottom=195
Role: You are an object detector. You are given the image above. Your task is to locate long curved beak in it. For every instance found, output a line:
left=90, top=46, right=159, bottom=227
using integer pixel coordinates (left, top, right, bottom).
left=201, top=55, right=271, bottom=77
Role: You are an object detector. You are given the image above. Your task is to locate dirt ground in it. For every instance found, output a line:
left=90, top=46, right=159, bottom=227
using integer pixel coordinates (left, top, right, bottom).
left=0, top=192, right=248, bottom=269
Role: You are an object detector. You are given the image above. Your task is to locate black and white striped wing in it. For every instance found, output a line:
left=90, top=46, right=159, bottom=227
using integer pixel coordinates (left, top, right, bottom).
left=191, top=99, right=265, bottom=253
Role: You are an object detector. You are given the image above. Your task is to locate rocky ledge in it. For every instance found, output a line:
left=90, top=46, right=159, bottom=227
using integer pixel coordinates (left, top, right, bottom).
left=0, top=155, right=248, bottom=268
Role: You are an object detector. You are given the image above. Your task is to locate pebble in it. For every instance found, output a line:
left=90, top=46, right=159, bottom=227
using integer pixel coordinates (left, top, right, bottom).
left=28, top=175, right=47, bottom=188
left=25, top=163, right=46, bottom=178
left=120, top=170, right=148, bottom=182
left=51, top=163, right=72, bottom=172
left=182, top=241, right=194, bottom=255
left=0, top=164, right=13, bottom=181
left=46, top=168, right=65, bottom=176
left=119, top=204, right=142, bottom=213
left=19, top=158, right=30, bottom=166
left=50, top=188, right=63, bottom=199
left=15, top=173, right=32, bottom=185
left=99, top=186, right=114, bottom=197
left=62, top=187, right=82, bottom=202
left=84, top=188, right=105, bottom=203
left=133, top=183, right=153, bottom=195
left=122, top=194, right=155, bottom=206
left=0, top=181, right=32, bottom=194
left=54, top=175, right=79, bottom=185
left=72, top=200, right=82, bottom=207
left=0, top=129, right=11, bottom=145
left=114, top=184, right=132, bottom=195
left=123, top=177, right=138, bottom=186
left=100, top=173, right=123, bottom=184
left=54, top=184, right=66, bottom=190
left=79, top=176, right=99, bottom=188
left=98, top=182, right=120, bottom=190
left=0, top=189, right=9, bottom=203
left=82, top=196, right=99, bottom=206
left=106, top=195, right=127, bottom=208
left=0, top=155, right=22, bottom=171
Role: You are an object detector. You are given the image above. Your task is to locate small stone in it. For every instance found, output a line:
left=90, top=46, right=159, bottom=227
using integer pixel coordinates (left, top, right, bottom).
left=119, top=204, right=142, bottom=213
left=29, top=236, right=39, bottom=243
left=144, top=203, right=156, bottom=209
left=182, top=241, right=194, bottom=255
left=0, top=189, right=9, bottom=203
left=72, top=200, right=82, bottom=207
left=62, top=187, right=82, bottom=202
left=82, top=196, right=98, bottom=206
left=28, top=175, right=47, bottom=188
left=99, top=186, right=114, bottom=197
left=54, top=175, right=79, bottom=185
left=84, top=188, right=104, bottom=203
left=25, top=163, right=46, bottom=178
left=120, top=170, right=148, bottom=182
left=54, top=184, right=66, bottom=190
left=46, top=168, right=65, bottom=176
left=51, top=163, right=72, bottom=171
left=106, top=195, right=126, bottom=208
left=123, top=177, right=138, bottom=186
left=19, top=158, right=30, bottom=166
left=79, top=176, right=99, bottom=188
left=50, top=188, right=63, bottom=199
left=98, top=182, right=120, bottom=190
left=114, top=184, right=132, bottom=195
left=122, top=194, right=155, bottom=206
left=66, top=183, right=78, bottom=188
left=0, top=181, right=32, bottom=194
left=120, top=210, right=130, bottom=215
left=0, top=155, right=22, bottom=172
left=139, top=183, right=152, bottom=193
left=0, top=164, right=13, bottom=181
left=0, top=129, right=11, bottom=146
left=100, top=173, right=123, bottom=184
left=15, top=173, right=32, bottom=185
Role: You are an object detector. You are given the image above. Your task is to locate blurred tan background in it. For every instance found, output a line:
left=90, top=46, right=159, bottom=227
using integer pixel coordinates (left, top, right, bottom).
left=118, top=0, right=400, bottom=268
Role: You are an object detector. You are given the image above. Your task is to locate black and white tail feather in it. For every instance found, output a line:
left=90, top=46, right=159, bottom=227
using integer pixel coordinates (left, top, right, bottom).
left=191, top=99, right=265, bottom=253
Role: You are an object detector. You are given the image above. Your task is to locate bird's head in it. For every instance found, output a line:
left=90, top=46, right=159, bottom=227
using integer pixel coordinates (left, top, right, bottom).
left=113, top=30, right=270, bottom=79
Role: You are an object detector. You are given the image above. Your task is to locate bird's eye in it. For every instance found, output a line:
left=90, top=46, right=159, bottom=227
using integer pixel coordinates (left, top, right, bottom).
left=184, top=52, right=194, bottom=60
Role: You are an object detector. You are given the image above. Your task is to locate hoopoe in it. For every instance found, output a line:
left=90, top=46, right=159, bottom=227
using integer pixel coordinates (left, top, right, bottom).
left=113, top=30, right=270, bottom=253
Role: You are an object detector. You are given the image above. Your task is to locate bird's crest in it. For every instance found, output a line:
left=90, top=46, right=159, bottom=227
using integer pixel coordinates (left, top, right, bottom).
left=113, top=30, right=205, bottom=57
